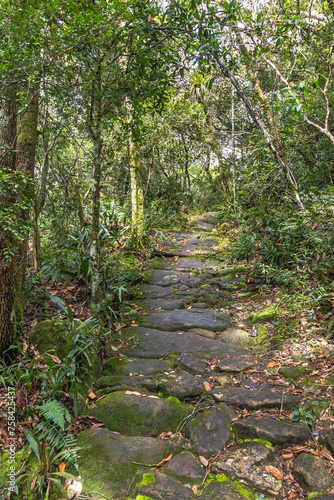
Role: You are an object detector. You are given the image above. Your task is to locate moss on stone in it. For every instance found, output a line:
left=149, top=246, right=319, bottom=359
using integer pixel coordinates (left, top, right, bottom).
left=92, top=392, right=189, bottom=436
left=279, top=365, right=307, bottom=381
left=257, top=325, right=269, bottom=346
left=251, top=307, right=277, bottom=324
left=103, top=357, right=128, bottom=375
left=141, top=473, right=155, bottom=486
left=28, top=319, right=69, bottom=359
left=216, top=474, right=229, bottom=482
left=0, top=449, right=54, bottom=499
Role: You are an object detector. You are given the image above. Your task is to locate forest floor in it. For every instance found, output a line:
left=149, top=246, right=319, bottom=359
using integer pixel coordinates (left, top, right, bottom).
left=2, top=213, right=334, bottom=500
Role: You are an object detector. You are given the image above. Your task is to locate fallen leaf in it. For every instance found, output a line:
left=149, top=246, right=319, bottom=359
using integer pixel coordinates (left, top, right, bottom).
left=267, top=361, right=280, bottom=368
left=203, top=381, right=211, bottom=391
left=45, top=353, right=62, bottom=364
left=30, top=476, right=38, bottom=491
left=192, top=485, right=198, bottom=495
left=125, top=390, right=143, bottom=397
left=282, top=453, right=294, bottom=459
left=265, top=465, right=284, bottom=480
left=59, top=462, right=66, bottom=473
left=88, top=390, right=97, bottom=400
left=199, top=455, right=208, bottom=467
left=155, top=454, right=173, bottom=467
left=320, top=449, right=334, bottom=462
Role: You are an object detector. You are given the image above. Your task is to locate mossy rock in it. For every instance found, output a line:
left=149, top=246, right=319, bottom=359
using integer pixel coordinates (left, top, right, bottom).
left=278, top=365, right=307, bottom=381
left=0, top=449, right=66, bottom=500
left=77, top=428, right=187, bottom=499
left=92, top=392, right=189, bottom=436
left=250, top=307, right=277, bottom=325
left=28, top=319, right=102, bottom=400
left=28, top=319, right=69, bottom=360
left=257, top=325, right=269, bottom=346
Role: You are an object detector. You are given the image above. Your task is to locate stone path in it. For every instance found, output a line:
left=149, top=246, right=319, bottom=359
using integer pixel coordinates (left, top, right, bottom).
left=77, top=214, right=334, bottom=500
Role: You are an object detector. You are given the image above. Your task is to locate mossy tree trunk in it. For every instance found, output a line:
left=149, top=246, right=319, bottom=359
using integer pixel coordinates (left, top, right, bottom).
left=0, top=90, right=17, bottom=356
left=33, top=101, right=50, bottom=271
left=129, top=133, right=144, bottom=243
left=88, top=59, right=103, bottom=303
left=15, top=88, right=38, bottom=331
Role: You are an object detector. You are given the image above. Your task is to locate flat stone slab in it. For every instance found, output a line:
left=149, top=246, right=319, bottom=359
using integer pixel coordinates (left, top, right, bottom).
left=187, top=327, right=216, bottom=339
left=176, top=353, right=208, bottom=375
left=136, top=472, right=192, bottom=499
left=121, top=326, right=249, bottom=359
left=103, top=357, right=170, bottom=376
left=216, top=356, right=256, bottom=373
left=141, top=308, right=230, bottom=332
left=208, top=386, right=299, bottom=409
left=144, top=285, right=176, bottom=298
left=145, top=299, right=185, bottom=310
left=77, top=428, right=176, bottom=499
left=98, top=374, right=157, bottom=392
left=201, top=481, right=254, bottom=499
left=152, top=269, right=189, bottom=287
left=187, top=404, right=236, bottom=457
left=157, top=372, right=207, bottom=399
left=211, top=442, right=283, bottom=497
left=162, top=452, right=205, bottom=483
left=232, top=416, right=310, bottom=445
left=92, top=391, right=188, bottom=436
left=170, top=257, right=219, bottom=270
left=192, top=220, right=215, bottom=231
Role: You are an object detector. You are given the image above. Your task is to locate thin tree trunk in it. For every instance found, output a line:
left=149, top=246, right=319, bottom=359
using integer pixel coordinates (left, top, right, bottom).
left=0, top=91, right=17, bottom=355
left=33, top=117, right=50, bottom=271
left=89, top=60, right=103, bottom=303
left=129, top=133, right=144, bottom=242
left=231, top=85, right=236, bottom=210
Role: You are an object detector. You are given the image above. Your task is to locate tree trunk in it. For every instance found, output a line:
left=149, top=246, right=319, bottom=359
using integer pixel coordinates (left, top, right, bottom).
left=0, top=91, right=17, bottom=356
left=89, top=61, right=103, bottom=303
left=33, top=121, right=50, bottom=271
left=129, top=134, right=144, bottom=242
left=15, top=88, right=38, bottom=331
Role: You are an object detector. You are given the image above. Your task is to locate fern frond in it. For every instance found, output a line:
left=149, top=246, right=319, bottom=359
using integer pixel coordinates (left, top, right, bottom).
left=36, top=400, right=71, bottom=430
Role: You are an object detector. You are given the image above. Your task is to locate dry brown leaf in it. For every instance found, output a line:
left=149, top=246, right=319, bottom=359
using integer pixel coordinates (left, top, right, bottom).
left=282, top=453, right=294, bottom=459
left=265, top=465, right=284, bottom=481
left=88, top=390, right=97, bottom=400
left=114, top=322, right=127, bottom=331
left=203, top=381, right=211, bottom=391
left=192, top=485, right=198, bottom=495
left=320, top=449, right=334, bottom=462
left=30, top=476, right=38, bottom=492
left=125, top=390, right=143, bottom=397
left=45, top=353, right=62, bottom=364
left=308, top=449, right=320, bottom=457
left=155, top=454, right=173, bottom=467
left=59, top=462, right=66, bottom=473
left=267, top=360, right=280, bottom=368
left=199, top=455, right=209, bottom=467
